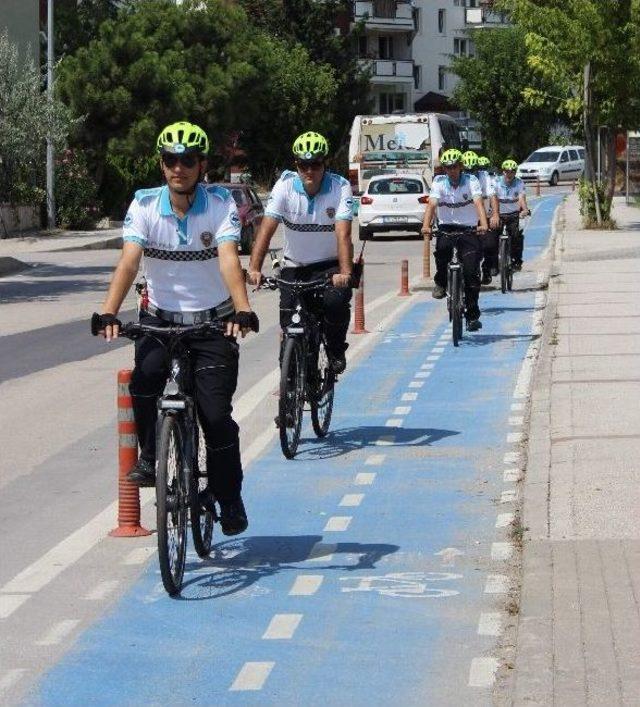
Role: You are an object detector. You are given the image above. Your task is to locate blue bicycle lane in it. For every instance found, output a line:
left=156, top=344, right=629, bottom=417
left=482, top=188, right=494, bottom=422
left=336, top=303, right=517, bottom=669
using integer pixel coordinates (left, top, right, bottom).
left=29, top=194, right=563, bottom=706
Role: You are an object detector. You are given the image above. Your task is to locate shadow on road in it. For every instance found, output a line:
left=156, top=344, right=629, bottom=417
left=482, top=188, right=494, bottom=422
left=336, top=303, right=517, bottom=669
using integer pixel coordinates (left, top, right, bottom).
left=179, top=534, right=399, bottom=601
left=0, top=264, right=114, bottom=304
left=460, top=332, right=541, bottom=348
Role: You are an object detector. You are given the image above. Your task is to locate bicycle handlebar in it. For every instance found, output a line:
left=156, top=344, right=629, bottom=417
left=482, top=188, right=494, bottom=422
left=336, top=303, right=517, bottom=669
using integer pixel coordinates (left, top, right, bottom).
left=91, top=313, right=226, bottom=340
left=258, top=275, right=331, bottom=292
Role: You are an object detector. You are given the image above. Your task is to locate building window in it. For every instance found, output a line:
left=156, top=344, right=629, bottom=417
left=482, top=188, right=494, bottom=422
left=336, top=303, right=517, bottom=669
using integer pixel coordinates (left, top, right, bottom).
left=454, top=38, right=468, bottom=56
left=412, top=7, right=421, bottom=33
left=358, top=35, right=368, bottom=57
left=413, top=64, right=422, bottom=90
left=379, top=93, right=406, bottom=114
left=438, top=9, right=446, bottom=34
left=378, top=36, right=394, bottom=60
left=438, top=66, right=447, bottom=91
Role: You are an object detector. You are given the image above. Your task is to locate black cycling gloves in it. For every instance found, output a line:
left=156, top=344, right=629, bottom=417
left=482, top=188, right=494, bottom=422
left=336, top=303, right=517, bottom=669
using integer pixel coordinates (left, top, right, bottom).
left=91, top=312, right=121, bottom=335
left=232, top=311, right=260, bottom=332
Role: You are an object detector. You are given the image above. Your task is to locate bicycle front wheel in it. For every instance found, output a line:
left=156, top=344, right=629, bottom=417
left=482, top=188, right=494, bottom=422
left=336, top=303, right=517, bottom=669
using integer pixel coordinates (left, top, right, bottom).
left=190, top=422, right=214, bottom=558
left=279, top=337, right=305, bottom=459
left=499, top=237, right=509, bottom=294
left=450, top=269, right=463, bottom=347
left=310, top=336, right=335, bottom=438
left=156, top=414, right=188, bottom=596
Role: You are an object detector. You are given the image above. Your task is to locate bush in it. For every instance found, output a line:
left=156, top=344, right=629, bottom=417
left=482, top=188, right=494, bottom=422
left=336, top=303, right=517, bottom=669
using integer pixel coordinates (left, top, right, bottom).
left=577, top=177, right=615, bottom=228
left=55, top=149, right=102, bottom=229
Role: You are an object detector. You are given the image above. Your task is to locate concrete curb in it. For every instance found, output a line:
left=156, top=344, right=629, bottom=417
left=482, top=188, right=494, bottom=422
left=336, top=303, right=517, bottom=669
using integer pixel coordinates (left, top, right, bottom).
left=54, top=236, right=123, bottom=252
left=0, top=257, right=31, bottom=278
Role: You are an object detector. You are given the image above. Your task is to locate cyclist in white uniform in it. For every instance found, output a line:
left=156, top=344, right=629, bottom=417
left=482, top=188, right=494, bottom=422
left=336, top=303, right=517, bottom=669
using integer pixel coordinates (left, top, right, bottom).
left=94, top=121, right=258, bottom=536
left=248, top=131, right=353, bottom=374
left=421, top=148, right=489, bottom=331
left=490, top=159, right=530, bottom=270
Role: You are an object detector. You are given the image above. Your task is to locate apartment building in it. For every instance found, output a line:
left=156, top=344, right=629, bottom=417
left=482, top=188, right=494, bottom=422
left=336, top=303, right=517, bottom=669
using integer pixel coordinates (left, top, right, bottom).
left=1, top=0, right=40, bottom=66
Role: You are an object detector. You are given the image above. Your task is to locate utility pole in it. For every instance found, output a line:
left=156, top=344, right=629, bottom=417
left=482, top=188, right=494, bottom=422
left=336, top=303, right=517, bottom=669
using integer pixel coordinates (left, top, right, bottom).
left=46, top=0, right=56, bottom=229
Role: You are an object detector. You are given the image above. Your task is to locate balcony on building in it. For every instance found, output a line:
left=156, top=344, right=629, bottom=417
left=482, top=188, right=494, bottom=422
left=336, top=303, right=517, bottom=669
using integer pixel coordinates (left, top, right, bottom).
left=465, top=0, right=509, bottom=27
left=358, top=57, right=415, bottom=85
left=352, top=0, right=416, bottom=32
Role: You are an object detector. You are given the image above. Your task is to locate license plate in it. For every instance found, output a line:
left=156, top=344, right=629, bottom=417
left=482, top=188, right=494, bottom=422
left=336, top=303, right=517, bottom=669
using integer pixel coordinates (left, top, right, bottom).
left=383, top=216, right=408, bottom=224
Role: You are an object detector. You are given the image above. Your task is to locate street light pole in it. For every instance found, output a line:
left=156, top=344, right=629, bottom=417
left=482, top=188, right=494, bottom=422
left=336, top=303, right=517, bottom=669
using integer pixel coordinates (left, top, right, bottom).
left=46, top=0, right=56, bottom=229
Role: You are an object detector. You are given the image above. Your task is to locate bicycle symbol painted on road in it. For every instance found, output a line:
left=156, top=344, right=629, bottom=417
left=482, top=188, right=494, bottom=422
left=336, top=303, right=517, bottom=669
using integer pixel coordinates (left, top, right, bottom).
left=339, top=572, right=462, bottom=598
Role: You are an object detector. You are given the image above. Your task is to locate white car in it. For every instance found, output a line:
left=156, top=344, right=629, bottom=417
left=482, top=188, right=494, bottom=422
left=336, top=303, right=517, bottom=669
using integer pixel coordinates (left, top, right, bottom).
left=517, top=145, right=585, bottom=186
left=358, top=174, right=429, bottom=240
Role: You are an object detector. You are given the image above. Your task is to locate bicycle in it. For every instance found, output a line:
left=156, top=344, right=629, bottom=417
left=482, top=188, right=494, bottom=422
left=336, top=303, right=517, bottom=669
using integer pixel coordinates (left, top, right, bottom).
left=498, top=210, right=530, bottom=294
left=433, top=228, right=478, bottom=347
left=261, top=276, right=336, bottom=459
left=93, top=317, right=224, bottom=596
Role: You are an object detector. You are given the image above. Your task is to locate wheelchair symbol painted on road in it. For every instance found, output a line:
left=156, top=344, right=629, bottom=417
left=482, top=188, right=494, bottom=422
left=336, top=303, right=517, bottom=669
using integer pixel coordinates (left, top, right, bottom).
left=339, top=572, right=462, bottom=598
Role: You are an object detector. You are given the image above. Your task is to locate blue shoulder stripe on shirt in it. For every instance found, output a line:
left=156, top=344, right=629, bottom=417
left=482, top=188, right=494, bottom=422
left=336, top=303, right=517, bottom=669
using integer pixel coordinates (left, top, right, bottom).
left=205, top=185, right=231, bottom=202
left=134, top=186, right=163, bottom=203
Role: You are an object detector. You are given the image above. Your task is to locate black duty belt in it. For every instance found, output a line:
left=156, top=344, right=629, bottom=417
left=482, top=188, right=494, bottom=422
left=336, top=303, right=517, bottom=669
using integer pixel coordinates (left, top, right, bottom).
left=143, top=298, right=234, bottom=325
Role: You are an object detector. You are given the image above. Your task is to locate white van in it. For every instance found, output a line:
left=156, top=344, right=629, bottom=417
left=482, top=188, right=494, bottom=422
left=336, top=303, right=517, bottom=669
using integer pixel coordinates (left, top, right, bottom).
left=517, top=145, right=585, bottom=186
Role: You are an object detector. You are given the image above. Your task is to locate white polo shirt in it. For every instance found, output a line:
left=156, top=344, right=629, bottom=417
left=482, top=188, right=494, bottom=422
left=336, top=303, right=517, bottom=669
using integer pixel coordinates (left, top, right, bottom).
left=429, top=173, right=482, bottom=227
left=265, top=170, right=353, bottom=267
left=122, top=184, right=240, bottom=312
left=494, top=176, right=526, bottom=215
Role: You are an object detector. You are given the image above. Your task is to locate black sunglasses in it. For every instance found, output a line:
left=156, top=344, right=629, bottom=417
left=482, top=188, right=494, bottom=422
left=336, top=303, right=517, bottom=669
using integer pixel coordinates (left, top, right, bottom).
left=161, top=153, right=200, bottom=169
left=296, top=159, right=324, bottom=171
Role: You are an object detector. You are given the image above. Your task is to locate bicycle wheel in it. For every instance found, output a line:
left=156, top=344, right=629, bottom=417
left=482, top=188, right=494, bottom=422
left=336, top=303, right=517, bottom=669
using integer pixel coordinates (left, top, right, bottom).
left=506, top=238, right=514, bottom=292
left=310, top=336, right=335, bottom=438
left=156, top=414, right=188, bottom=596
left=279, top=337, right=305, bottom=459
left=450, top=269, right=463, bottom=347
left=190, top=421, right=214, bottom=558
left=499, top=237, right=509, bottom=294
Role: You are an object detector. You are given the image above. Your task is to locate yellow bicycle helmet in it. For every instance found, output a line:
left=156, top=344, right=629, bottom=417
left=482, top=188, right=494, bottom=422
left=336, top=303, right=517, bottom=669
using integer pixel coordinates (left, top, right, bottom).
left=440, top=148, right=463, bottom=166
left=502, top=159, right=518, bottom=171
left=292, top=131, right=329, bottom=160
left=157, top=121, right=209, bottom=155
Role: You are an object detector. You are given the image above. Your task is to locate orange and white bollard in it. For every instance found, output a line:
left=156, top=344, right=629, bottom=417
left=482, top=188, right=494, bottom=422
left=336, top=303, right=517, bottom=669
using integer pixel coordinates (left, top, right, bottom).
left=423, top=235, right=431, bottom=279
left=535, top=176, right=541, bottom=196
left=351, top=260, right=369, bottom=334
left=109, top=369, right=151, bottom=537
left=399, top=259, right=410, bottom=296
left=572, top=179, right=576, bottom=192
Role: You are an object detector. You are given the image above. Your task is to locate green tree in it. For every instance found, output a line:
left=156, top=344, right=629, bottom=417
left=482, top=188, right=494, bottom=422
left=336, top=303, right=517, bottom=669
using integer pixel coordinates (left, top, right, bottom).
left=451, top=25, right=558, bottom=165
left=58, top=0, right=340, bottom=215
left=0, top=31, right=72, bottom=207
left=54, top=0, right=122, bottom=59
left=498, top=0, right=640, bottom=224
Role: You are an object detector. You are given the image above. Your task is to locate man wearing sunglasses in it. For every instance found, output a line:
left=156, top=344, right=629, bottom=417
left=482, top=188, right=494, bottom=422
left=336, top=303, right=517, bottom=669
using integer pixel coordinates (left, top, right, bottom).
left=94, top=120, right=258, bottom=536
left=247, top=131, right=354, bottom=375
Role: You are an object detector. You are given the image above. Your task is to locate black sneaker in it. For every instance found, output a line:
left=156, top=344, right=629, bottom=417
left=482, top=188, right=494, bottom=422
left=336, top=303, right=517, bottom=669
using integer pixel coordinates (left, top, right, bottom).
left=219, top=497, right=249, bottom=536
left=330, top=353, right=347, bottom=375
left=512, top=260, right=523, bottom=271
left=481, top=272, right=492, bottom=285
left=467, top=319, right=483, bottom=332
left=127, top=458, right=155, bottom=487
left=432, top=285, right=446, bottom=299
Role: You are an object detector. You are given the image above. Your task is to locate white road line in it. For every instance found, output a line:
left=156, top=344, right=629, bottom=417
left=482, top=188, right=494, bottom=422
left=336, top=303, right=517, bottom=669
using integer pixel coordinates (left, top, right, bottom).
left=242, top=426, right=277, bottom=471
left=431, top=347, right=445, bottom=354
left=365, top=454, right=386, bottom=465
left=0, top=669, right=26, bottom=694
left=495, top=513, right=515, bottom=528
left=339, top=494, right=364, bottom=507
left=375, top=435, right=395, bottom=446
left=503, top=468, right=521, bottom=483
left=307, top=542, right=337, bottom=562
left=507, top=432, right=524, bottom=444
left=421, top=363, right=435, bottom=369
left=393, top=406, right=411, bottom=416
left=354, top=472, right=376, bottom=486
left=426, top=355, right=440, bottom=361
left=229, top=662, right=275, bottom=691
left=503, top=451, right=520, bottom=465
left=484, top=575, right=509, bottom=594
left=510, top=402, right=525, bottom=412
left=84, top=580, right=120, bottom=601
left=0, top=594, right=29, bottom=619
left=509, top=416, right=524, bottom=426
left=324, top=516, right=352, bottom=532
left=289, top=575, right=323, bottom=596
left=262, top=613, right=303, bottom=640
left=491, top=542, right=514, bottom=561
left=500, top=489, right=518, bottom=504
left=35, top=619, right=81, bottom=646
left=478, top=612, right=502, bottom=636
left=401, top=392, right=418, bottom=402
left=385, top=418, right=403, bottom=428
left=408, top=381, right=424, bottom=389
left=123, top=547, right=157, bottom=565
left=468, top=657, right=499, bottom=687
left=414, top=371, right=431, bottom=379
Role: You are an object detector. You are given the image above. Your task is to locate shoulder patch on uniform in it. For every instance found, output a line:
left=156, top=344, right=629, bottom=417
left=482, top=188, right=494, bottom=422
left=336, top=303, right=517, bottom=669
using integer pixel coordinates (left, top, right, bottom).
left=134, top=187, right=162, bottom=203
left=328, top=172, right=349, bottom=186
left=205, top=185, right=231, bottom=201
left=433, top=174, right=447, bottom=183
left=280, top=170, right=296, bottom=181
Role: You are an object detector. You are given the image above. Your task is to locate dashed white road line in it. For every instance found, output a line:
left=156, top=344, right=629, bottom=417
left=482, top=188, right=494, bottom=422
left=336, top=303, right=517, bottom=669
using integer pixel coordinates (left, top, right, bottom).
left=477, top=612, right=502, bottom=636
left=35, top=619, right=80, bottom=646
left=431, top=347, right=445, bottom=354
left=229, top=662, right=275, bottom=691
left=289, top=575, right=323, bottom=596
left=491, top=542, right=514, bottom=561
left=503, top=468, right=521, bottom=483
left=507, top=432, right=524, bottom=444
left=426, top=355, right=440, bottom=361
left=509, top=416, right=524, bottom=426
left=510, top=402, right=525, bottom=412
left=84, top=580, right=120, bottom=601
left=385, top=418, right=403, bottom=428
left=495, top=513, right=515, bottom=529
left=500, top=490, right=518, bottom=504
left=401, top=392, right=418, bottom=401
left=0, top=594, right=29, bottom=619
left=307, top=542, right=337, bottom=562
left=354, top=472, right=376, bottom=485
left=484, top=575, right=509, bottom=594
left=365, top=454, right=386, bottom=465
left=323, top=516, right=352, bottom=532
left=503, top=451, right=520, bottom=465
left=468, top=657, right=499, bottom=687
left=393, top=406, right=411, bottom=416
left=262, top=613, right=303, bottom=640
left=339, top=494, right=364, bottom=507
left=414, top=371, right=431, bottom=379
left=0, top=669, right=26, bottom=694
left=375, top=435, right=396, bottom=446
left=408, top=381, right=424, bottom=389
left=123, top=547, right=156, bottom=565
left=421, top=363, right=435, bottom=369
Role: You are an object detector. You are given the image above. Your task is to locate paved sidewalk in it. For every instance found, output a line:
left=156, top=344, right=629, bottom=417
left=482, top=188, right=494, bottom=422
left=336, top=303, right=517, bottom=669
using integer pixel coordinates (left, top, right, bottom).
left=506, top=195, right=640, bottom=705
